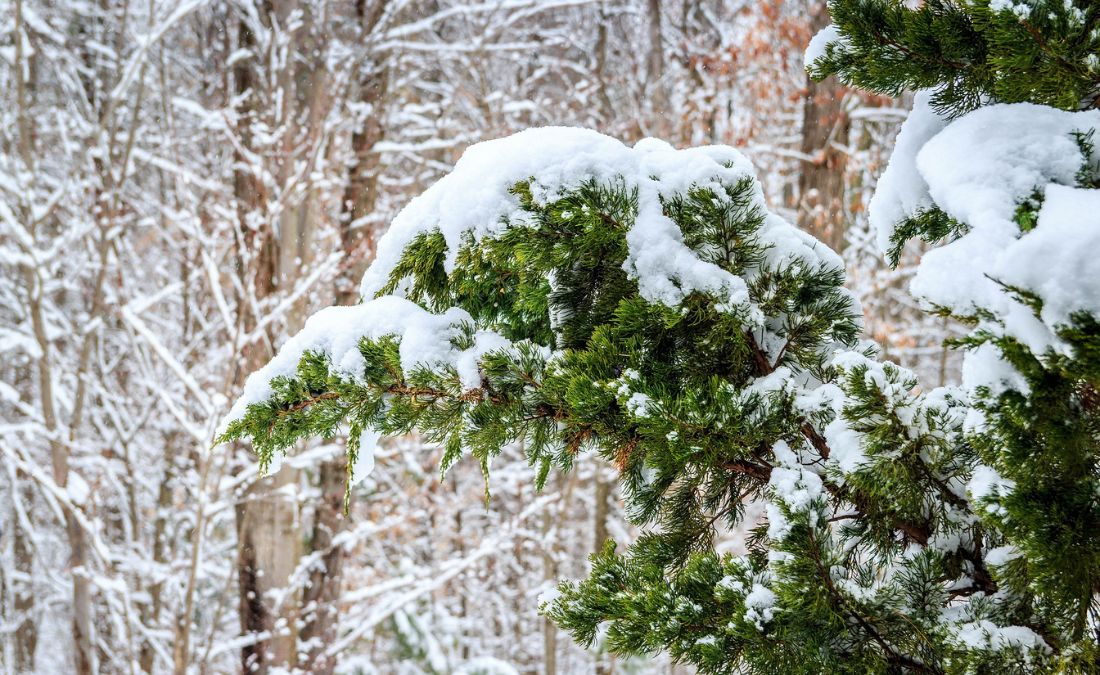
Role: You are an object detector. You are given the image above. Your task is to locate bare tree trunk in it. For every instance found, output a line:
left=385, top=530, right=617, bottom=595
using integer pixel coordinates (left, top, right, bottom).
left=645, top=0, right=669, bottom=136
left=141, top=458, right=175, bottom=673
left=797, top=1, right=850, bottom=252
left=20, top=0, right=97, bottom=664
left=542, top=505, right=558, bottom=675
left=594, top=1, right=616, bottom=127
left=231, top=11, right=298, bottom=672
left=594, top=466, right=611, bottom=675
left=299, top=459, right=347, bottom=675
left=238, top=468, right=302, bottom=671
left=29, top=236, right=99, bottom=675
left=334, top=0, right=389, bottom=306
left=65, top=480, right=95, bottom=675
left=10, top=3, right=38, bottom=669
left=299, top=5, right=389, bottom=673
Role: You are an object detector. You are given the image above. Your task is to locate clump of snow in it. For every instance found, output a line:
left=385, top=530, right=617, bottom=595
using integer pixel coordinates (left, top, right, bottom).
left=765, top=500, right=791, bottom=543
left=954, top=620, right=1050, bottom=654
left=985, top=545, right=1022, bottom=567
left=768, top=465, right=822, bottom=513
left=716, top=575, right=745, bottom=595
left=743, top=583, right=778, bottom=630
left=988, top=0, right=1031, bottom=19
left=928, top=530, right=964, bottom=555
left=803, top=24, right=841, bottom=69
left=962, top=343, right=1030, bottom=397
left=349, top=427, right=381, bottom=486
left=359, top=127, right=838, bottom=320
left=744, top=366, right=793, bottom=397
left=609, top=368, right=655, bottom=417
left=910, top=104, right=1100, bottom=330
left=870, top=100, right=1100, bottom=400
left=918, top=105, right=1089, bottom=233
left=1000, top=184, right=1100, bottom=329
left=695, top=634, right=719, bottom=648
left=625, top=392, right=651, bottom=417
left=225, top=295, right=512, bottom=426
left=968, top=465, right=1016, bottom=515
left=760, top=212, right=849, bottom=279
left=867, top=90, right=947, bottom=253
left=766, top=441, right=824, bottom=541
left=824, top=416, right=866, bottom=475
left=536, top=584, right=561, bottom=610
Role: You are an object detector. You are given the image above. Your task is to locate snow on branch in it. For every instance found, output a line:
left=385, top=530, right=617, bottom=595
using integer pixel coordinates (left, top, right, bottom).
left=225, top=296, right=512, bottom=425
left=872, top=99, right=1100, bottom=361
left=360, top=127, right=841, bottom=312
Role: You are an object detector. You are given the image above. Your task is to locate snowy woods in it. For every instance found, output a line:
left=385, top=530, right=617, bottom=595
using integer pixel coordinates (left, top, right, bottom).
left=9, top=0, right=1090, bottom=674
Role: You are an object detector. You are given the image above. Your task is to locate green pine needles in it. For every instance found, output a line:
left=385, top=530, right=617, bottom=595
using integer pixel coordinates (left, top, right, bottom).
left=221, top=2, right=1100, bottom=671
left=808, top=0, right=1100, bottom=117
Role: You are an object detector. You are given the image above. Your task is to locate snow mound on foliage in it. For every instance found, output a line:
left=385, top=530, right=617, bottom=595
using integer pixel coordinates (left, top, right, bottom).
left=803, top=24, right=841, bottom=69
left=867, top=90, right=947, bottom=252
left=872, top=101, right=1100, bottom=353
left=225, top=296, right=511, bottom=426
left=359, top=127, right=841, bottom=314
left=953, top=620, right=1050, bottom=654
left=1001, top=184, right=1100, bottom=328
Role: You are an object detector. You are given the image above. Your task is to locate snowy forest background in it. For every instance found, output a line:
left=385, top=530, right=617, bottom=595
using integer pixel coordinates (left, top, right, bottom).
left=0, top=1, right=958, bottom=673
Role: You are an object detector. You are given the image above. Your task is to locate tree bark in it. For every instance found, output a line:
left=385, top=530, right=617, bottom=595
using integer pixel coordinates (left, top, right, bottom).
left=233, top=8, right=301, bottom=672
left=299, top=5, right=389, bottom=673
left=797, top=1, right=850, bottom=253
left=594, top=466, right=611, bottom=675
left=645, top=0, right=670, bottom=136
left=299, top=459, right=347, bottom=675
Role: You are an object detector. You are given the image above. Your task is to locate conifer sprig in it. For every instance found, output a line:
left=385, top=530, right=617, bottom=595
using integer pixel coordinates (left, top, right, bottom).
left=810, top=0, right=1100, bottom=116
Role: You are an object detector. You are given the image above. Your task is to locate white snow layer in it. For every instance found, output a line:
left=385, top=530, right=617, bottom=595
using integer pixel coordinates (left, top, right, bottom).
left=967, top=465, right=1016, bottom=505
left=867, top=90, right=947, bottom=252
left=1002, top=184, right=1100, bottom=329
left=359, top=127, right=841, bottom=316
left=954, top=620, right=1050, bottom=654
left=871, top=100, right=1100, bottom=379
left=766, top=440, right=824, bottom=542
left=743, top=583, right=778, bottom=630
left=225, top=296, right=511, bottom=425
left=803, top=23, right=841, bottom=69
